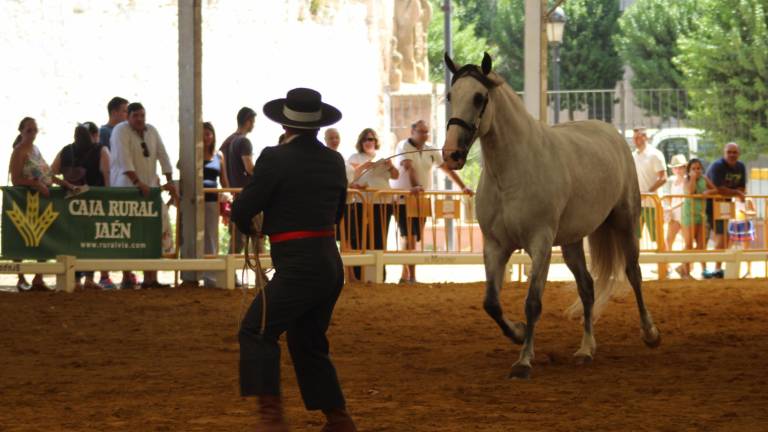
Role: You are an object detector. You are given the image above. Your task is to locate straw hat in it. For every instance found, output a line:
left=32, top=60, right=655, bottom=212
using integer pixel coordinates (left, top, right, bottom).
left=669, top=154, right=688, bottom=168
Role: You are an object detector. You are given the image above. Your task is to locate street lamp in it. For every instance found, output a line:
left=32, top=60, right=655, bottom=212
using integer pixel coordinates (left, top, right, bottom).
left=546, top=7, right=566, bottom=124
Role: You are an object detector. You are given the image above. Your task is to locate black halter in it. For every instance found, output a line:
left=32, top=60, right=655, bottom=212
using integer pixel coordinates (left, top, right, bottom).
left=446, top=97, right=489, bottom=137
left=445, top=66, right=497, bottom=139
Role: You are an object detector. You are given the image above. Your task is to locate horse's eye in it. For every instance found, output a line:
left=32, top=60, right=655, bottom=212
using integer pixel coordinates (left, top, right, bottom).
left=473, top=92, right=485, bottom=108
left=446, top=92, right=451, bottom=102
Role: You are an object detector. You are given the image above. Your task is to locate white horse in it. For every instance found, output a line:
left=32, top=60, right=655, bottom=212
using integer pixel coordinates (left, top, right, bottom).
left=442, top=53, right=661, bottom=379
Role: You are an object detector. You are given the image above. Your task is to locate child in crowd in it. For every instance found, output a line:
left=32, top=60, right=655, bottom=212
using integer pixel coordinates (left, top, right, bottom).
left=665, top=154, right=686, bottom=245
left=679, top=158, right=716, bottom=279
left=728, top=196, right=756, bottom=277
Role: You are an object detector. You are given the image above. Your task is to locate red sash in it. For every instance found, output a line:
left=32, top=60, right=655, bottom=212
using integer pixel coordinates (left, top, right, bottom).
left=269, top=229, right=336, bottom=244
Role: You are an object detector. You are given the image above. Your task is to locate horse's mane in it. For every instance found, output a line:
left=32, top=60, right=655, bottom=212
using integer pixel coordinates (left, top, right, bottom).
left=451, top=64, right=503, bottom=89
left=451, top=64, right=531, bottom=126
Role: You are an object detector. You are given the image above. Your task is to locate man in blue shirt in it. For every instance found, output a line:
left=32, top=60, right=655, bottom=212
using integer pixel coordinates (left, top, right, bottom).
left=704, top=142, right=746, bottom=278
left=99, top=96, right=128, bottom=150
left=95, top=96, right=129, bottom=289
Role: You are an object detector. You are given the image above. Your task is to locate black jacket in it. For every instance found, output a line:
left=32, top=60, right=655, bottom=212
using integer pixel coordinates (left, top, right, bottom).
left=231, top=133, right=347, bottom=236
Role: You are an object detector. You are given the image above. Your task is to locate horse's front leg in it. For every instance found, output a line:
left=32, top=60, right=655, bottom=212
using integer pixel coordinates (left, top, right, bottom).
left=482, top=239, right=523, bottom=344
left=509, top=237, right=553, bottom=379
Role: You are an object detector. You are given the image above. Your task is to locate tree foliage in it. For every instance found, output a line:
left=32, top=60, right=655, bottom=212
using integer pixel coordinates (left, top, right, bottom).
left=484, top=0, right=526, bottom=90
left=675, top=0, right=768, bottom=160
left=558, top=0, right=624, bottom=121
left=428, top=0, right=525, bottom=90
left=427, top=0, right=491, bottom=83
left=615, top=0, right=700, bottom=120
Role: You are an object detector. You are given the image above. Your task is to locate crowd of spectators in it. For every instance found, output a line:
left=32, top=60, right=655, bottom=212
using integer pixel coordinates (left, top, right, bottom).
left=9, top=103, right=757, bottom=290
left=328, top=120, right=472, bottom=284
left=9, top=92, right=473, bottom=290
left=11, top=97, right=177, bottom=291
left=632, top=127, right=753, bottom=280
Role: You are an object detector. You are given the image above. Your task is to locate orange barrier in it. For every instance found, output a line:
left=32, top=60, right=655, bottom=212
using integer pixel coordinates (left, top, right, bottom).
left=649, top=193, right=767, bottom=278
left=197, top=188, right=767, bottom=281
left=368, top=189, right=478, bottom=254
left=203, top=187, right=367, bottom=257
left=638, top=194, right=667, bottom=278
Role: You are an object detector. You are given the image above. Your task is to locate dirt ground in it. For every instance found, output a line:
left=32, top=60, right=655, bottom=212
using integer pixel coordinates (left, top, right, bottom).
left=1, top=279, right=767, bottom=432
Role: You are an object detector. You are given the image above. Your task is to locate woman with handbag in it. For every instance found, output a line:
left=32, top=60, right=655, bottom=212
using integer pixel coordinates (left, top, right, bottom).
left=51, top=123, right=111, bottom=289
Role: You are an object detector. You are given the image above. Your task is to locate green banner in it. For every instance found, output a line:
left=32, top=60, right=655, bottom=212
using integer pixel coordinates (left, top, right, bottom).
left=2, top=186, right=162, bottom=259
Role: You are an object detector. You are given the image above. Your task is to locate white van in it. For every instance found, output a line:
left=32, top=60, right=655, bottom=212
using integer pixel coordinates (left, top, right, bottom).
left=649, top=127, right=718, bottom=172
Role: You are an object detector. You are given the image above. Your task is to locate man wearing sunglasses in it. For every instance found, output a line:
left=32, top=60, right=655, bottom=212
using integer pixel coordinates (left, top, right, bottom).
left=110, top=102, right=178, bottom=289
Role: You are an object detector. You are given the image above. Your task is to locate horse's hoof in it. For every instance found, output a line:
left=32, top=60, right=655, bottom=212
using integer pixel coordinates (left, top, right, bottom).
left=573, top=353, right=593, bottom=365
left=504, top=320, right=526, bottom=345
left=642, top=327, right=662, bottom=348
left=508, top=364, right=531, bottom=380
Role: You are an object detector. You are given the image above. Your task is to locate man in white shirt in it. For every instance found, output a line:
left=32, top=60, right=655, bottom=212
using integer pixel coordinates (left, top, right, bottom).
left=110, top=102, right=178, bottom=289
left=632, top=127, right=667, bottom=243
left=391, top=120, right=472, bottom=283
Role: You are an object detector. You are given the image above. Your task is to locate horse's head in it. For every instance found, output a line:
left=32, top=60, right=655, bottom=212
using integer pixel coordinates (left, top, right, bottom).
left=442, top=52, right=498, bottom=170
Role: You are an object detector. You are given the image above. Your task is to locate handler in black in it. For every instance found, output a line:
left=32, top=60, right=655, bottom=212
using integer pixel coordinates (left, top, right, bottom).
left=231, top=88, right=356, bottom=432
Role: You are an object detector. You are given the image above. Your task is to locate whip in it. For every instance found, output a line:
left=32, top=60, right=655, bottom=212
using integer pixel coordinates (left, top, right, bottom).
left=349, top=148, right=442, bottom=184
left=238, top=224, right=272, bottom=336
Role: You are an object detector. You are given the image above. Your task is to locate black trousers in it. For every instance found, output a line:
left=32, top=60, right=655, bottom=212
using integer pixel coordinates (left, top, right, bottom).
left=238, top=236, right=345, bottom=411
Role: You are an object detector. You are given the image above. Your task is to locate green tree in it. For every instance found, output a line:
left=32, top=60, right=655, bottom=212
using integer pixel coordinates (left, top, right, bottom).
left=614, top=0, right=700, bottom=121
left=559, top=0, right=625, bottom=122
left=453, top=0, right=496, bottom=40
left=427, top=0, right=492, bottom=83
left=486, top=0, right=525, bottom=90
left=451, top=0, right=525, bottom=90
left=675, top=0, right=768, bottom=160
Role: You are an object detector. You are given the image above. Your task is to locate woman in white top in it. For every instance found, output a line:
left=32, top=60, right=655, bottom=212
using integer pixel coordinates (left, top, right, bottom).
left=9, top=117, right=78, bottom=291
left=347, top=128, right=399, bottom=280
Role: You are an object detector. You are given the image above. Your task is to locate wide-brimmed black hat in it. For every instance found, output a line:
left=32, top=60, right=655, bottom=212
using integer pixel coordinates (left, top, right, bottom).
left=263, top=88, right=342, bottom=129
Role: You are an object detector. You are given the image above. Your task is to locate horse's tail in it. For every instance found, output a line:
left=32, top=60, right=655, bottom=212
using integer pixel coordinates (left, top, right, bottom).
left=565, top=222, right=626, bottom=321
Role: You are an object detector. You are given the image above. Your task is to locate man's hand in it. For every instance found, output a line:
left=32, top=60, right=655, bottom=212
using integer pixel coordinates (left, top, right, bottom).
left=162, top=183, right=179, bottom=206
left=136, top=181, right=150, bottom=198
left=410, top=185, right=424, bottom=194
left=462, top=186, right=474, bottom=196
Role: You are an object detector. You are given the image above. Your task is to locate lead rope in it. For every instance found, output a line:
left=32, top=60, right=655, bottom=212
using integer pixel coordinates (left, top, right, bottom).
left=238, top=232, right=272, bottom=336
left=350, top=148, right=443, bottom=185
left=351, top=147, right=479, bottom=186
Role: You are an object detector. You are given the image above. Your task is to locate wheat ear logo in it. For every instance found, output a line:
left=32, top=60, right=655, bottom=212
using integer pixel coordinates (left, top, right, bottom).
left=5, top=191, right=59, bottom=247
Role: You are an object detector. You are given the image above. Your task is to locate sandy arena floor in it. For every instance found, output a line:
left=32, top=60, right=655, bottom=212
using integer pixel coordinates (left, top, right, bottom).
left=1, top=279, right=767, bottom=431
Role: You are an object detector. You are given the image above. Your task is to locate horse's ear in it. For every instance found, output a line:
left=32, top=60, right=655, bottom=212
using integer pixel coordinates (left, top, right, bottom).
left=445, top=52, right=458, bottom=75
left=481, top=52, right=492, bottom=75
